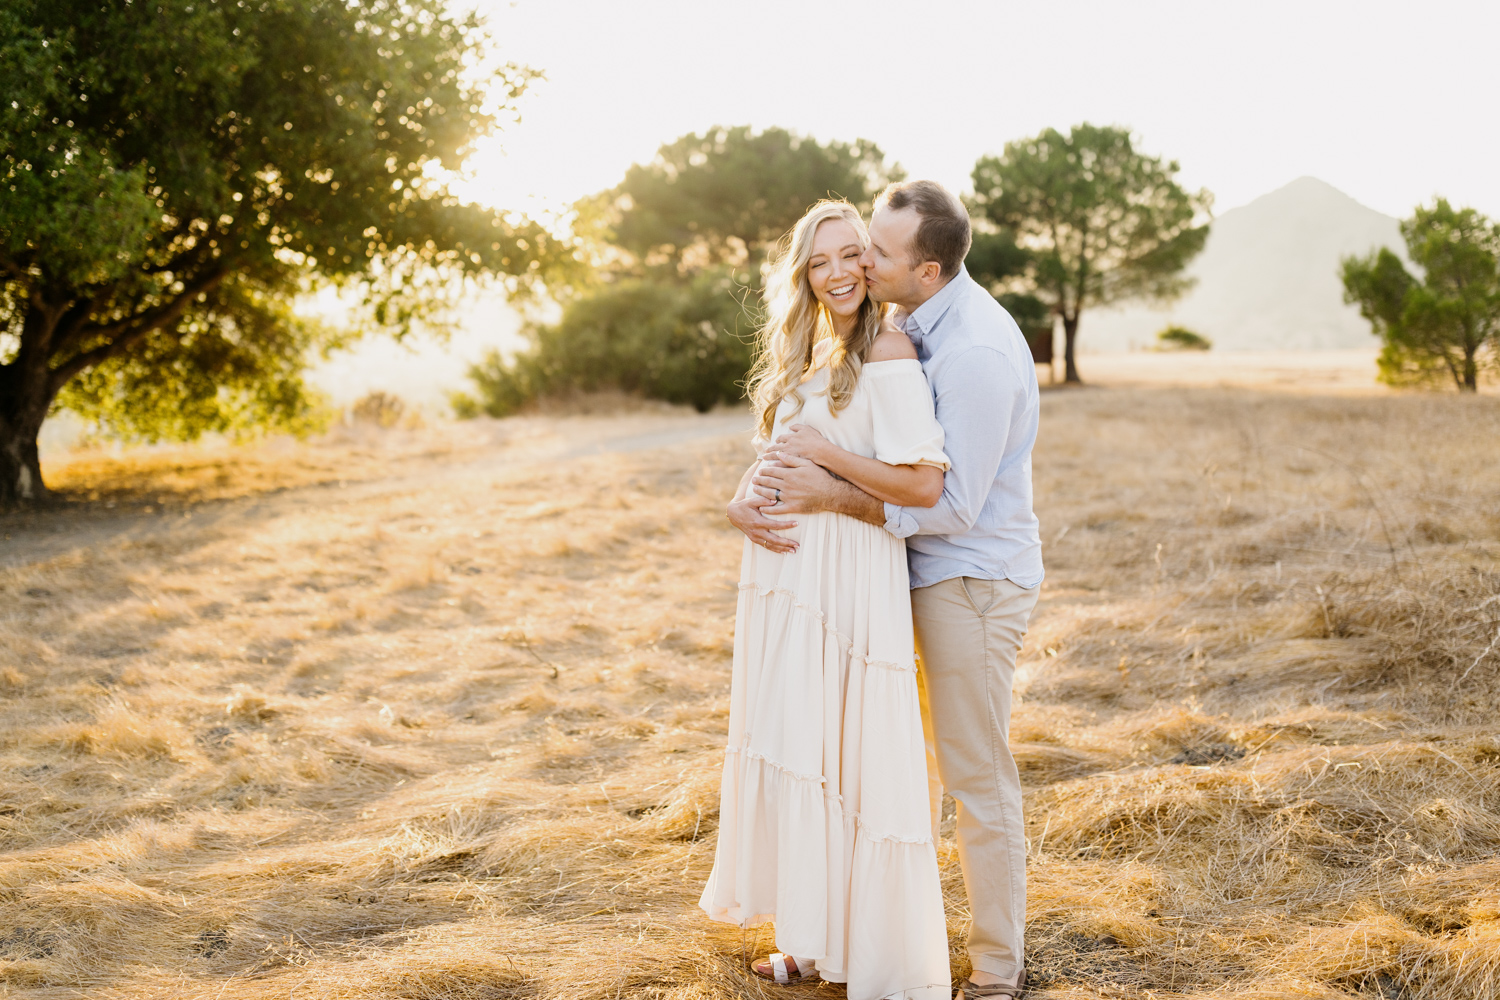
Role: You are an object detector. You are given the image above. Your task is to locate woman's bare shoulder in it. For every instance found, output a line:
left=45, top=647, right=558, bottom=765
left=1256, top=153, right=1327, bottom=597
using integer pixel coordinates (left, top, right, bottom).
left=867, top=324, right=918, bottom=363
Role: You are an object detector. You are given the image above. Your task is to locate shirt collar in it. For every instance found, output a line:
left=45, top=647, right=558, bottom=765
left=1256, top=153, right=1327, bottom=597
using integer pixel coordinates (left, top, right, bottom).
left=898, top=266, right=972, bottom=346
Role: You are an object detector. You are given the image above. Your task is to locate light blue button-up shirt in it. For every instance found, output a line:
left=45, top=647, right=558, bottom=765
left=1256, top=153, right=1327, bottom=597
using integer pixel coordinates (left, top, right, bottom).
left=882, top=267, right=1044, bottom=590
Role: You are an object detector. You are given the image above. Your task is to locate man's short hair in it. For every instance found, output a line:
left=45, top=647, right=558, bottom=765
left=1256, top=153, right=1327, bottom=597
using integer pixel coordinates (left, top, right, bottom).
left=876, top=180, right=972, bottom=279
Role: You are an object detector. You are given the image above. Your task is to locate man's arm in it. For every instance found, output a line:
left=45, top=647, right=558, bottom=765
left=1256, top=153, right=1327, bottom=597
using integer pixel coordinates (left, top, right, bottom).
left=750, top=454, right=886, bottom=526
left=769, top=423, right=944, bottom=508
left=884, top=346, right=1015, bottom=539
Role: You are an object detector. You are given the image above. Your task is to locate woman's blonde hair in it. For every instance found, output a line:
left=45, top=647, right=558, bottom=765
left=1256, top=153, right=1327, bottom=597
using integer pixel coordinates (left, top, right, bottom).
left=746, top=200, right=884, bottom=442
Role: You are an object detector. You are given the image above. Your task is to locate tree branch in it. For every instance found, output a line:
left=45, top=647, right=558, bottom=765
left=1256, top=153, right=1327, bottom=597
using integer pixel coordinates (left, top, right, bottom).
left=46, top=269, right=225, bottom=393
left=3, top=260, right=50, bottom=314
left=84, top=267, right=226, bottom=342
left=144, top=234, right=216, bottom=276
left=48, top=293, right=107, bottom=355
left=0, top=253, right=29, bottom=284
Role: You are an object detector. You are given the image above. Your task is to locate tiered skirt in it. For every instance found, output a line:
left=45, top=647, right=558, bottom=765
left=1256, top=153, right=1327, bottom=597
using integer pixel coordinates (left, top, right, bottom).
left=700, top=510, right=950, bottom=1000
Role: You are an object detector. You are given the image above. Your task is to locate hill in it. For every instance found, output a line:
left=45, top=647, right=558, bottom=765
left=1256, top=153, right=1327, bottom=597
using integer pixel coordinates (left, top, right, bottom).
left=1080, top=176, right=1404, bottom=352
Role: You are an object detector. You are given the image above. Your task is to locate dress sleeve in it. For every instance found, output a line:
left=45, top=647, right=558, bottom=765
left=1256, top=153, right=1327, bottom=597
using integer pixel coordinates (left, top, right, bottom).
left=865, top=360, right=950, bottom=470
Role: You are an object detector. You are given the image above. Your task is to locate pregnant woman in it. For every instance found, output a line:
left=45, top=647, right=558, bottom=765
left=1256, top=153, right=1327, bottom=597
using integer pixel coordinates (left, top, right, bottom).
left=700, top=200, right=951, bottom=1000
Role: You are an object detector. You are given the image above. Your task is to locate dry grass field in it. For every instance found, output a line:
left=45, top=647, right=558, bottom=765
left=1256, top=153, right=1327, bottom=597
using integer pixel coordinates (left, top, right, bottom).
left=1069, top=350, right=1391, bottom=395
left=3, top=382, right=1500, bottom=999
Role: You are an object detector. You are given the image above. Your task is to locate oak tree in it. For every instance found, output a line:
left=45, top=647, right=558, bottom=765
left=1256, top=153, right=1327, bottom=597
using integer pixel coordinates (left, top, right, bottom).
left=0, top=0, right=564, bottom=504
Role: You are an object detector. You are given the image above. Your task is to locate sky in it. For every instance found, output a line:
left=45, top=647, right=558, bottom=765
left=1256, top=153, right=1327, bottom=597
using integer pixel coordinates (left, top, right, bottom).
left=53, top=0, right=1500, bottom=450
left=454, top=0, right=1500, bottom=222
left=292, top=0, right=1500, bottom=417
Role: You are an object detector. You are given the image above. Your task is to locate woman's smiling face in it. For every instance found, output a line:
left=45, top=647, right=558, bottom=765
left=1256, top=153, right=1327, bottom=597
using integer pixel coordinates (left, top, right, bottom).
left=806, top=218, right=867, bottom=325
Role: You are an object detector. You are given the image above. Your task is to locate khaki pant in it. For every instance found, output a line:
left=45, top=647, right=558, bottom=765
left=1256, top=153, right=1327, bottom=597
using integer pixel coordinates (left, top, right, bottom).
left=912, top=576, right=1039, bottom=982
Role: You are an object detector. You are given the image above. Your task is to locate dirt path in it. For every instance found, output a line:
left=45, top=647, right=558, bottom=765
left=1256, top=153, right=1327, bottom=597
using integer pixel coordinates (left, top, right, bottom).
left=0, top=408, right=753, bottom=573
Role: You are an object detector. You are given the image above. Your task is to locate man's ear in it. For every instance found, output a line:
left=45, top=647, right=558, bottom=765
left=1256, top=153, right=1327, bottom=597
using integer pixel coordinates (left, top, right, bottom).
left=918, top=261, right=943, bottom=286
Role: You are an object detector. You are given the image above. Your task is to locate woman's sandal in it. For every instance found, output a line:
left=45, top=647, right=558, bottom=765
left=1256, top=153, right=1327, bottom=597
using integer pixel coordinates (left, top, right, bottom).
left=956, top=969, right=1027, bottom=999
left=751, top=953, right=818, bottom=984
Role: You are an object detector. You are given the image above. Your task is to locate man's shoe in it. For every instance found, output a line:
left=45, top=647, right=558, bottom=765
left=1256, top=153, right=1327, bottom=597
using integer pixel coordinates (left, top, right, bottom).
left=955, top=969, right=1026, bottom=1000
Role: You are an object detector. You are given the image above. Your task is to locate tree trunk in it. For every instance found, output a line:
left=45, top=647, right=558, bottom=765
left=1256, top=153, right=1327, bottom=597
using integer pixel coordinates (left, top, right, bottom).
left=0, top=362, right=55, bottom=507
left=1063, top=314, right=1082, bottom=383
left=1463, top=347, right=1478, bottom=392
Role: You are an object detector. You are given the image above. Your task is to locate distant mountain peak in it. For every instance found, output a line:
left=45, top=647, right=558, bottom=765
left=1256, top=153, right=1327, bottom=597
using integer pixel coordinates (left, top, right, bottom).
left=1230, top=176, right=1392, bottom=221
left=1083, top=178, right=1402, bottom=351
left=1282, top=175, right=1345, bottom=194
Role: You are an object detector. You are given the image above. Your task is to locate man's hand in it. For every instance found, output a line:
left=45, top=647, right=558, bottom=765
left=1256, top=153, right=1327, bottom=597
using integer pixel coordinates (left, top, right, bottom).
left=726, top=492, right=799, bottom=554
left=752, top=452, right=842, bottom=514
left=771, top=423, right=832, bottom=464
left=753, top=451, right=888, bottom=527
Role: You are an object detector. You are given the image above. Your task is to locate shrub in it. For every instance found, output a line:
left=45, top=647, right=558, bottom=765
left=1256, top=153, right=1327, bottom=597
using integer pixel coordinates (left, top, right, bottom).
left=454, top=269, right=758, bottom=417
left=1157, top=326, right=1213, bottom=351
left=350, top=392, right=407, bottom=428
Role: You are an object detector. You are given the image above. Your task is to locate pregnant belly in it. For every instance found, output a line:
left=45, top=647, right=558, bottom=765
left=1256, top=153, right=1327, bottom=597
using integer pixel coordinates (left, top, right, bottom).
left=753, top=457, right=805, bottom=544
left=742, top=505, right=907, bottom=584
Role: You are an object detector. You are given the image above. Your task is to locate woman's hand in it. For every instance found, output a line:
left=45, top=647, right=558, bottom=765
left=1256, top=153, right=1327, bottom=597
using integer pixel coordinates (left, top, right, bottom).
left=726, top=493, right=798, bottom=554
left=772, top=423, right=832, bottom=464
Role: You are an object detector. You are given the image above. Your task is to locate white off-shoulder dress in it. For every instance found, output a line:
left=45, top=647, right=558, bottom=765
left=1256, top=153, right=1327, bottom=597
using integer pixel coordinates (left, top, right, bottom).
left=700, top=358, right=951, bottom=1000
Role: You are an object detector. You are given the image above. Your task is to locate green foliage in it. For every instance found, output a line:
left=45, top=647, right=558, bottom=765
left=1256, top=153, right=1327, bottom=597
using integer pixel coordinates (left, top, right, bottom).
left=350, top=390, right=409, bottom=429
left=55, top=286, right=331, bottom=442
left=1341, top=199, right=1500, bottom=392
left=456, top=269, right=757, bottom=416
left=591, top=126, right=901, bottom=276
left=1157, top=325, right=1212, bottom=351
left=966, top=230, right=1031, bottom=289
left=460, top=127, right=898, bottom=416
left=968, top=123, right=1211, bottom=381
left=0, top=0, right=566, bottom=491
left=967, top=231, right=1051, bottom=353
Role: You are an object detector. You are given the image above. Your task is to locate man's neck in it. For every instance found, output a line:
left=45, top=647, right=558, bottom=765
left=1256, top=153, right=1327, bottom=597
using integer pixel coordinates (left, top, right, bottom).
left=895, top=272, right=956, bottom=315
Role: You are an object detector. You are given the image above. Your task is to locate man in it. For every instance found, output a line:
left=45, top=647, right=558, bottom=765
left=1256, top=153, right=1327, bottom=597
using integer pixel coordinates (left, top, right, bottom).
left=728, top=180, right=1043, bottom=1000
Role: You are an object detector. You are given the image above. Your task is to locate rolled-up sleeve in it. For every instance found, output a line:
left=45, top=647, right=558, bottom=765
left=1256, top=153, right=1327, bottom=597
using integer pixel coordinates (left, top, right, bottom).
left=883, top=346, right=1011, bottom=538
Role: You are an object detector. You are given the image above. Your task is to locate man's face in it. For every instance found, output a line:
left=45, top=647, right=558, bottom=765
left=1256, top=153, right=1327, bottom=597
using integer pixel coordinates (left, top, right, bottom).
left=860, top=204, right=925, bottom=309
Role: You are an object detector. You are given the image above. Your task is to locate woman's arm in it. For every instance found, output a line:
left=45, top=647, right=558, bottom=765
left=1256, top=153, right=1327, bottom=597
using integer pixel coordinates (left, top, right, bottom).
left=768, top=429, right=942, bottom=508
left=731, top=461, right=755, bottom=502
